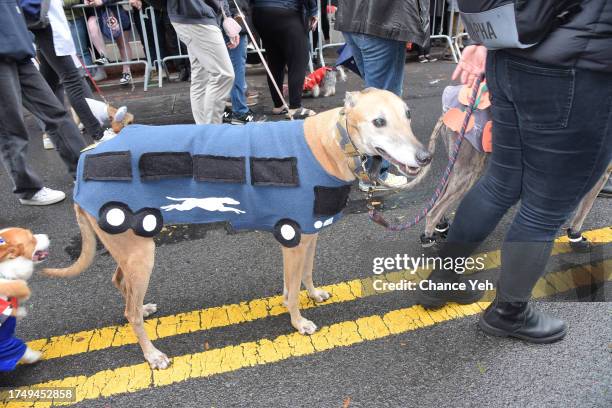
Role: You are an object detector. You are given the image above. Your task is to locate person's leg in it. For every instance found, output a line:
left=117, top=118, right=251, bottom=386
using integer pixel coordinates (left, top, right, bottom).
left=228, top=33, right=249, bottom=115
left=0, top=61, right=44, bottom=197
left=33, top=26, right=104, bottom=140
left=69, top=18, right=93, bottom=67
left=342, top=32, right=365, bottom=78
left=18, top=61, right=87, bottom=175
left=283, top=12, right=309, bottom=109
left=349, top=33, right=406, bottom=97
left=86, top=15, right=109, bottom=59
left=253, top=8, right=287, bottom=110
left=496, top=57, right=612, bottom=303
left=115, top=31, right=133, bottom=74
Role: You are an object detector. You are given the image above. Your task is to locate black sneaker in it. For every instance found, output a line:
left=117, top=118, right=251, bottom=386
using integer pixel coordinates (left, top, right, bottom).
left=231, top=110, right=267, bottom=125
left=222, top=107, right=232, bottom=124
left=94, top=55, right=110, bottom=65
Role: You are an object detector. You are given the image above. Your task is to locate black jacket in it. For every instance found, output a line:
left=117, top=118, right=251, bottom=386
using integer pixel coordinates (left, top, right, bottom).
left=0, top=0, right=36, bottom=62
left=167, top=0, right=230, bottom=25
left=459, top=0, right=612, bottom=72
left=334, top=0, right=429, bottom=45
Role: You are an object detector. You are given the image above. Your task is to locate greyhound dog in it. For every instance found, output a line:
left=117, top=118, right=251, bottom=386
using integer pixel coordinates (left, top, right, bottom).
left=418, top=85, right=611, bottom=249
left=44, top=88, right=431, bottom=370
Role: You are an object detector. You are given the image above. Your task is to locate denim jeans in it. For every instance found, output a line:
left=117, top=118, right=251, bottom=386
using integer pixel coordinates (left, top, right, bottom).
left=68, top=18, right=93, bottom=67
left=228, top=33, right=248, bottom=115
left=343, top=32, right=407, bottom=176
left=342, top=32, right=406, bottom=97
left=444, top=50, right=612, bottom=301
left=0, top=60, right=86, bottom=196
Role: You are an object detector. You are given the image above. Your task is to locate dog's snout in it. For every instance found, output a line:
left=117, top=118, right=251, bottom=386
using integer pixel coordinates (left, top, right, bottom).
left=416, top=150, right=432, bottom=166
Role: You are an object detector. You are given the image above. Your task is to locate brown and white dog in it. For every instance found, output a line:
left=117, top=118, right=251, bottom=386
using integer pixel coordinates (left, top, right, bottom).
left=71, top=98, right=135, bottom=134
left=44, top=89, right=431, bottom=369
left=0, top=228, right=50, bottom=368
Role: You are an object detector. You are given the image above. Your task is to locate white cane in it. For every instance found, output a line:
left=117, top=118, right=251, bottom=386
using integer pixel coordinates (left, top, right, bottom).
left=229, top=0, right=293, bottom=120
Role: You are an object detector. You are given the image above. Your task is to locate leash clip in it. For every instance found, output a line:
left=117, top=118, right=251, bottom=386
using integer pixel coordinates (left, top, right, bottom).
left=365, top=188, right=383, bottom=211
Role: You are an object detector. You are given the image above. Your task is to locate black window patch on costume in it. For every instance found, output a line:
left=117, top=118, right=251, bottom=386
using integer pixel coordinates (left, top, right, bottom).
left=193, top=155, right=246, bottom=184
left=250, top=157, right=299, bottom=186
left=139, top=152, right=193, bottom=180
left=314, top=185, right=351, bottom=216
left=84, top=151, right=132, bottom=181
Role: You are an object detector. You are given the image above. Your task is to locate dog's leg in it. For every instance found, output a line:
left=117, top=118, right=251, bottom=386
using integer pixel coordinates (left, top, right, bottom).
left=299, top=234, right=330, bottom=302
left=85, top=214, right=170, bottom=369
left=568, top=166, right=611, bottom=234
left=282, top=234, right=318, bottom=335
left=113, top=266, right=157, bottom=318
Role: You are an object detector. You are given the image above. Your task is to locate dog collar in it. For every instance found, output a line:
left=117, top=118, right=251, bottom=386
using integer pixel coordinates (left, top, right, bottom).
left=336, top=110, right=375, bottom=184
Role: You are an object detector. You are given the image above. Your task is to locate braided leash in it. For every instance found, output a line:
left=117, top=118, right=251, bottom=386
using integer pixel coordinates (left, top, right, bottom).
left=368, top=73, right=486, bottom=231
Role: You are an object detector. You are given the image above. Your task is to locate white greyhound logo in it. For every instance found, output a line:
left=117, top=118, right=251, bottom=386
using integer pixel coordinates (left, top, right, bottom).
left=161, top=197, right=246, bottom=214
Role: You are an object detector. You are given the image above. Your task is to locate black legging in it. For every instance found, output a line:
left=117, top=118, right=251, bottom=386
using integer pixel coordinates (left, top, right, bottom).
left=32, top=25, right=104, bottom=141
left=253, top=7, right=309, bottom=109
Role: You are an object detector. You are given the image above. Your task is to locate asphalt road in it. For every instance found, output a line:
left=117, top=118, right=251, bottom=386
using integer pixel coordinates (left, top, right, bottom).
left=0, top=61, right=610, bottom=408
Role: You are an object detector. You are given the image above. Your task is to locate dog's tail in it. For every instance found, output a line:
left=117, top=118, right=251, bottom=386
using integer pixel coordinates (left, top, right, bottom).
left=43, top=205, right=96, bottom=277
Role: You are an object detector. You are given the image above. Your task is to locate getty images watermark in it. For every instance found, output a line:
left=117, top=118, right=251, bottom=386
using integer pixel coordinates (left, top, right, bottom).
left=371, top=254, right=494, bottom=292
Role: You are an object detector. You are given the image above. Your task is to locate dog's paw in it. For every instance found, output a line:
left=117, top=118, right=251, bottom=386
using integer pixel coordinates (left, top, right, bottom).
left=292, top=317, right=317, bottom=335
left=142, top=303, right=158, bottom=318
left=20, top=347, right=42, bottom=365
left=308, top=288, right=331, bottom=303
left=15, top=307, right=27, bottom=319
left=145, top=349, right=171, bottom=370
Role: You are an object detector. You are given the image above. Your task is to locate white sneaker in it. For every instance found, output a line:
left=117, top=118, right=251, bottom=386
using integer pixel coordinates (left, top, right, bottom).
left=19, top=187, right=66, bottom=206
left=97, top=128, right=117, bottom=144
left=91, top=67, right=107, bottom=82
left=20, top=347, right=42, bottom=365
left=358, top=172, right=408, bottom=192
left=42, top=133, right=55, bottom=150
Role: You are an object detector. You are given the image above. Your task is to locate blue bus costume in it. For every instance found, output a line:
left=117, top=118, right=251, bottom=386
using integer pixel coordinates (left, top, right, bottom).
left=74, top=120, right=352, bottom=246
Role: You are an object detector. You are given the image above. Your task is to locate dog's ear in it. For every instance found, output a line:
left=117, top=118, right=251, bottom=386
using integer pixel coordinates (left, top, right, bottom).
left=0, top=242, right=20, bottom=261
left=344, top=91, right=359, bottom=109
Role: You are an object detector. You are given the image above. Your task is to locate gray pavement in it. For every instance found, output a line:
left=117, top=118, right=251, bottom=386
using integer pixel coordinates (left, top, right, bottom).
left=0, top=60, right=610, bottom=408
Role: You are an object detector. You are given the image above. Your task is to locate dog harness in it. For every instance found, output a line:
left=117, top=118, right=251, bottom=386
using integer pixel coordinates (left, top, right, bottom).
left=74, top=120, right=352, bottom=246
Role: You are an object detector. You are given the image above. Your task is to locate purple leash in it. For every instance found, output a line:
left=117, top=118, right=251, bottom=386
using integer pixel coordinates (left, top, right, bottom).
left=368, top=73, right=486, bottom=231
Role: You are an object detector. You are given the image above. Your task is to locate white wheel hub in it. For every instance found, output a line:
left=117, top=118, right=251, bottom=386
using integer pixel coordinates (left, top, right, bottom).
left=106, top=208, right=125, bottom=226
left=142, top=214, right=157, bottom=232
left=280, top=224, right=296, bottom=241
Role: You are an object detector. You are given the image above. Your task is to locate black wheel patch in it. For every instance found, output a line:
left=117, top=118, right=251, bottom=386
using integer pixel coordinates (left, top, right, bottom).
left=273, top=219, right=302, bottom=248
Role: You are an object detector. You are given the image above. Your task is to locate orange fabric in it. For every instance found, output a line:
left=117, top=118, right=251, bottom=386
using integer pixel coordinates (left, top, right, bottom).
left=458, top=81, right=491, bottom=109
left=303, top=67, right=329, bottom=92
left=482, top=121, right=493, bottom=152
left=442, top=108, right=476, bottom=133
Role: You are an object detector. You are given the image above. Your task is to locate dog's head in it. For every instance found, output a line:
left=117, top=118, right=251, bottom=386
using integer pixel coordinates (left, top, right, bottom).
left=343, top=88, right=431, bottom=178
left=0, top=228, right=50, bottom=280
left=108, top=105, right=135, bottom=134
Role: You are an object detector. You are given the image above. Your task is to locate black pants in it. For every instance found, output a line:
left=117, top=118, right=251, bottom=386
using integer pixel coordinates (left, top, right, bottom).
left=0, top=60, right=86, bottom=197
left=32, top=25, right=104, bottom=140
left=253, top=7, right=309, bottom=109
left=442, top=51, right=612, bottom=302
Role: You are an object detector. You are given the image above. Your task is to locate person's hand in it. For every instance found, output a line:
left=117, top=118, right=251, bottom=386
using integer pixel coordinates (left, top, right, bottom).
left=227, top=35, right=240, bottom=49
left=90, top=0, right=104, bottom=6
left=129, top=0, right=142, bottom=9
left=452, top=45, right=487, bottom=87
left=309, top=16, right=318, bottom=31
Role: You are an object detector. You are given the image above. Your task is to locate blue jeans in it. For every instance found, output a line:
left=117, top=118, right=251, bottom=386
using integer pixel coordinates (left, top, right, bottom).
left=343, top=32, right=407, bottom=176
left=228, top=33, right=248, bottom=115
left=444, top=50, right=612, bottom=301
left=342, top=32, right=406, bottom=97
left=68, top=18, right=93, bottom=68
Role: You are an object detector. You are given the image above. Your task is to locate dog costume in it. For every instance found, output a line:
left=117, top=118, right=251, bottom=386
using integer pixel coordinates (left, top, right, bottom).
left=0, top=296, right=26, bottom=371
left=442, top=82, right=493, bottom=153
left=74, top=120, right=352, bottom=246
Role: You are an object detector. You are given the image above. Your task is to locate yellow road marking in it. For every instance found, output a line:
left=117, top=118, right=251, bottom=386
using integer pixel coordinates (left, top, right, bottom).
left=7, top=258, right=611, bottom=408
left=26, top=227, right=612, bottom=361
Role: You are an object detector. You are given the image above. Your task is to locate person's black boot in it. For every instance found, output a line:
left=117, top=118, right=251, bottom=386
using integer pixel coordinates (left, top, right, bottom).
left=415, top=268, right=485, bottom=309
left=478, top=299, right=567, bottom=343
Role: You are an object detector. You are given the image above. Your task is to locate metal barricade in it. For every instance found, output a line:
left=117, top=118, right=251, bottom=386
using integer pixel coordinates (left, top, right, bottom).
left=69, top=1, right=153, bottom=90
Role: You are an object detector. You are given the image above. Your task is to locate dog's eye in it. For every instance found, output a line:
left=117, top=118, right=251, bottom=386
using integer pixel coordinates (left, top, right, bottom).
left=406, top=110, right=411, bottom=120
left=372, top=117, right=386, bottom=128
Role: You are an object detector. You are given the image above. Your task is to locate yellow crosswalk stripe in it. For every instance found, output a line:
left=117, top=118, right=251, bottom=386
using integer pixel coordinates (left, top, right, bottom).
left=6, top=258, right=611, bottom=408
left=26, top=227, right=612, bottom=361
